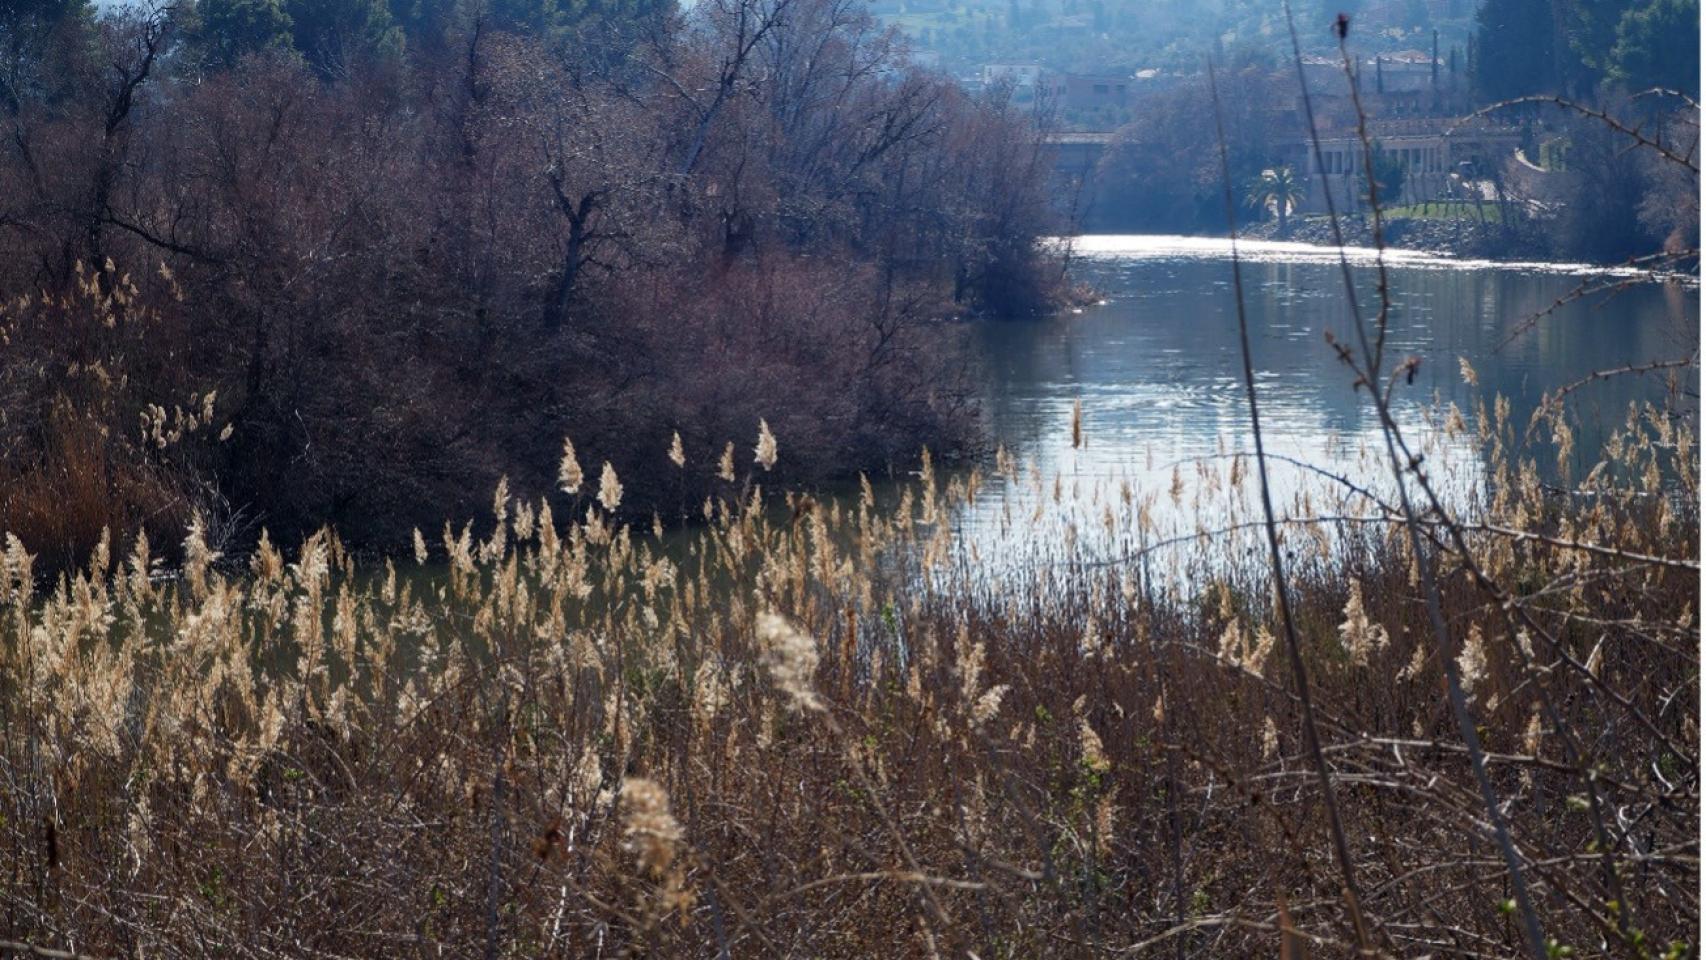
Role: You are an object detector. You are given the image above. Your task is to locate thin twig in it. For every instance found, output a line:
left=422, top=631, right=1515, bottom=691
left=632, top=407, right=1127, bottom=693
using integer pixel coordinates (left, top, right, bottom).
left=1457, top=95, right=1699, bottom=173
left=1208, top=54, right=1375, bottom=957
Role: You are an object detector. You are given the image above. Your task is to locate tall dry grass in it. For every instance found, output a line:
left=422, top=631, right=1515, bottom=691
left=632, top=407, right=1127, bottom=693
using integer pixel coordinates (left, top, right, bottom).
left=0, top=395, right=1695, bottom=957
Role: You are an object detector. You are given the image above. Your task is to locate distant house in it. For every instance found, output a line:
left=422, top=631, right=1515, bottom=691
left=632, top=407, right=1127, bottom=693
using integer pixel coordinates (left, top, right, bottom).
left=1297, top=55, right=1347, bottom=98
left=1030, top=70, right=1166, bottom=112
left=1130, top=68, right=1184, bottom=95
left=1374, top=50, right=1437, bottom=93
left=1040, top=72, right=1135, bottom=112
left=981, top=63, right=1043, bottom=89
left=1296, top=49, right=1466, bottom=125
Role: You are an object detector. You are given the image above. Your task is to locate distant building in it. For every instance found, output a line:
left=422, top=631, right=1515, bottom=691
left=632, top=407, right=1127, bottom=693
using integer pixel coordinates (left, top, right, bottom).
left=1042, top=72, right=1134, bottom=112
left=1373, top=50, right=1438, bottom=93
left=1033, top=68, right=1183, bottom=114
left=1297, top=54, right=1347, bottom=98
left=1295, top=49, right=1463, bottom=121
left=981, top=63, right=1042, bottom=89
left=1291, top=117, right=1526, bottom=212
left=1279, top=39, right=1529, bottom=213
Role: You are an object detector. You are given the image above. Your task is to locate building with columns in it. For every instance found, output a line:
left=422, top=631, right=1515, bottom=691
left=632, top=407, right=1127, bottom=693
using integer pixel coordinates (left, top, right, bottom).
left=1292, top=117, right=1527, bottom=212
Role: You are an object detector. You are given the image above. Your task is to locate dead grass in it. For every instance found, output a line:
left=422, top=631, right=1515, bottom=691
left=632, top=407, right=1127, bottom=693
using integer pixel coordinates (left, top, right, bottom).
left=0, top=398, right=1695, bottom=958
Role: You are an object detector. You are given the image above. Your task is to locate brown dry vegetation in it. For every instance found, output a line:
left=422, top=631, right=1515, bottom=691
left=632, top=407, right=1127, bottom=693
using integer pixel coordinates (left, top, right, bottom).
left=0, top=387, right=1695, bottom=958
left=0, top=5, right=1698, bottom=958
left=0, top=0, right=1059, bottom=564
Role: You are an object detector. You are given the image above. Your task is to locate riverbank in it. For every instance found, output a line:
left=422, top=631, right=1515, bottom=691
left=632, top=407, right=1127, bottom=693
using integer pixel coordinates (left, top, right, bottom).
left=1243, top=213, right=1554, bottom=260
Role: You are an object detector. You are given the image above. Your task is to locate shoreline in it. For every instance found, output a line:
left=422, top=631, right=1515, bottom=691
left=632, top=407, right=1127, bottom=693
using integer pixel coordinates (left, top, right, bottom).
left=1241, top=214, right=1547, bottom=261
left=1063, top=230, right=1701, bottom=281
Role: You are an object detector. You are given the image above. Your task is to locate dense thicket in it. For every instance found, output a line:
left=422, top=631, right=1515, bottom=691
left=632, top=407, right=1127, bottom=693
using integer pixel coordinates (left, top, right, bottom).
left=0, top=0, right=1060, bottom=567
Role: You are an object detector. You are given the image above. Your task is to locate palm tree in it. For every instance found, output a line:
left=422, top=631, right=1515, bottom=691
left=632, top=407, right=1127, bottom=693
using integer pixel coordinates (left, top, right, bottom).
left=1245, top=167, right=1305, bottom=234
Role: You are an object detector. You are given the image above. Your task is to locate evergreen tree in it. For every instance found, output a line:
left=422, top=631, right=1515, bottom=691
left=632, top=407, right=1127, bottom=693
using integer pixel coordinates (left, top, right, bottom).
left=489, top=0, right=561, bottom=34
left=1472, top=0, right=1556, bottom=99
left=1609, top=0, right=1700, bottom=95
left=0, top=0, right=85, bottom=31
left=0, top=0, right=86, bottom=37
left=386, top=0, right=457, bottom=46
left=193, top=0, right=293, bottom=69
left=283, top=0, right=400, bottom=75
left=0, top=0, right=91, bottom=109
left=1560, top=0, right=1627, bottom=96
left=1365, top=143, right=1406, bottom=205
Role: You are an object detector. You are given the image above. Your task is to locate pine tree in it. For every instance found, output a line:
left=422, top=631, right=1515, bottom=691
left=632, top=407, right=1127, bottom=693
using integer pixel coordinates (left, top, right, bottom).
left=0, top=0, right=90, bottom=107
left=1609, top=0, right=1700, bottom=95
left=193, top=0, right=293, bottom=69
left=1472, top=0, right=1557, bottom=100
left=283, top=0, right=400, bottom=75
left=1559, top=0, right=1627, bottom=96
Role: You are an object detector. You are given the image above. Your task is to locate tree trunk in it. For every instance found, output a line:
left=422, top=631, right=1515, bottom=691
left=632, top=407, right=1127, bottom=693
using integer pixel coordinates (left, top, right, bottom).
left=543, top=186, right=597, bottom=331
left=544, top=221, right=584, bottom=332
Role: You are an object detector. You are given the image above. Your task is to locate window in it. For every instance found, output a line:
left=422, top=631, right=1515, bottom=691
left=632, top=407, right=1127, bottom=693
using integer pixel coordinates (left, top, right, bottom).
left=1093, top=84, right=1109, bottom=94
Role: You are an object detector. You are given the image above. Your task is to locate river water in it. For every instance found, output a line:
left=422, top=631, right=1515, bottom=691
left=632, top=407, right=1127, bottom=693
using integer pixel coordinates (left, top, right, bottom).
left=939, top=235, right=1698, bottom=569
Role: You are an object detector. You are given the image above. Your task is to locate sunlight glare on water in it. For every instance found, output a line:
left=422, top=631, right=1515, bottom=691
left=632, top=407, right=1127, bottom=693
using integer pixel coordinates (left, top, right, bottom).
left=940, top=236, right=1700, bottom=580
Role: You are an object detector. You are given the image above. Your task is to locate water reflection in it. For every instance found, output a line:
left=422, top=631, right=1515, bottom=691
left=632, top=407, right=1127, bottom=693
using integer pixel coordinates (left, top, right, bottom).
left=949, top=236, right=1698, bottom=567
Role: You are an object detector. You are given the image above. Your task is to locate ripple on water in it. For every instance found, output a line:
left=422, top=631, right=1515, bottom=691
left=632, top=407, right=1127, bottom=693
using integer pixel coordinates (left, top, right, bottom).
left=954, top=236, right=1698, bottom=569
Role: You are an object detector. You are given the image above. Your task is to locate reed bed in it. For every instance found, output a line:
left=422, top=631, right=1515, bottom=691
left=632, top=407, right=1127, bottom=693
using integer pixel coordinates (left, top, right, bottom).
left=0, top=393, right=1696, bottom=958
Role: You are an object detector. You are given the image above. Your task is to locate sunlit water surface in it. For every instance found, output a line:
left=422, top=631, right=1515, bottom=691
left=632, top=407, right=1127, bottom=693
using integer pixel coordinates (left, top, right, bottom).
left=921, top=235, right=1698, bottom=581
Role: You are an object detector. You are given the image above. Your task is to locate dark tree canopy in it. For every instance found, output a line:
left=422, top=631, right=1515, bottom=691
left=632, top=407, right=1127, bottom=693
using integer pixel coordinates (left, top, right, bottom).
left=281, top=0, right=401, bottom=73
left=1609, top=0, right=1701, bottom=95
left=0, top=0, right=1061, bottom=554
left=0, top=0, right=88, bottom=109
left=1472, top=0, right=1700, bottom=100
left=1472, top=0, right=1557, bottom=100
left=192, top=0, right=293, bottom=68
left=0, top=0, right=84, bottom=27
